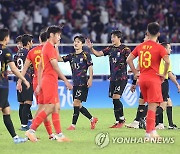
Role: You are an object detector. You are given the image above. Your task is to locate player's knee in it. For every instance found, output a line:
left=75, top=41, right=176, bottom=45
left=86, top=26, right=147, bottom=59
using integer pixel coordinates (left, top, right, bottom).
left=139, top=98, right=144, bottom=105
left=112, top=94, right=120, bottom=99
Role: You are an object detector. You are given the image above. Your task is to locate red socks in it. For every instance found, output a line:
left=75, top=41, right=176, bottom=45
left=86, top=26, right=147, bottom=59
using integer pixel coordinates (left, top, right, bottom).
left=44, top=120, right=53, bottom=135
left=31, top=111, right=47, bottom=131
left=52, top=113, right=61, bottom=134
left=146, top=110, right=156, bottom=133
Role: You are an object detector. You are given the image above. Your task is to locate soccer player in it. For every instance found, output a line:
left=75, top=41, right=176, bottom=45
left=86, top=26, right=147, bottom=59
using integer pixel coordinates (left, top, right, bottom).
left=17, top=31, right=56, bottom=139
left=86, top=30, right=131, bottom=128
left=156, top=42, right=180, bottom=129
left=59, top=35, right=98, bottom=130
left=15, top=35, right=23, bottom=50
left=15, top=34, right=34, bottom=131
left=0, top=28, right=29, bottom=143
left=126, top=22, right=170, bottom=140
left=25, top=25, right=73, bottom=142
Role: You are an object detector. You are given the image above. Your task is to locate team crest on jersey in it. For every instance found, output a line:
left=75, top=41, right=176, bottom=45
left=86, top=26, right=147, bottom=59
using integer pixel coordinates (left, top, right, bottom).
left=117, top=52, right=121, bottom=57
left=6, top=53, right=11, bottom=57
left=80, top=58, right=83, bottom=63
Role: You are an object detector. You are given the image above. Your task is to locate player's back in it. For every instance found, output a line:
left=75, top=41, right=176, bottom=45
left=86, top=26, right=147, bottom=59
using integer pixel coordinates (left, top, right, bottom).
left=41, top=41, right=58, bottom=81
left=27, top=45, right=42, bottom=78
left=135, top=40, right=167, bottom=77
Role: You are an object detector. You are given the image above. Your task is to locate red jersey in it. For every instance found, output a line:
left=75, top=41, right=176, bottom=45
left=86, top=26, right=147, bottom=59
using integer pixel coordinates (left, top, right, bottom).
left=41, top=41, right=58, bottom=82
left=26, top=45, right=43, bottom=83
left=132, top=40, right=167, bottom=77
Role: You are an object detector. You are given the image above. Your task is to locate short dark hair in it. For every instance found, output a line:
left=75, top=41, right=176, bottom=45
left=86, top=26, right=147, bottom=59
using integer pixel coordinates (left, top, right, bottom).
left=46, top=25, right=62, bottom=39
left=111, top=30, right=122, bottom=38
left=74, top=35, right=85, bottom=43
left=147, top=22, right=160, bottom=36
left=16, top=35, right=22, bottom=43
left=21, top=34, right=33, bottom=46
left=40, top=31, right=47, bottom=42
left=0, top=28, right=9, bottom=41
left=161, top=42, right=170, bottom=48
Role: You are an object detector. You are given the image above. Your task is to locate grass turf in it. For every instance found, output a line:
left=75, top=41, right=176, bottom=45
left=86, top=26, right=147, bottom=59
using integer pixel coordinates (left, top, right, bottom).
left=0, top=107, right=180, bottom=154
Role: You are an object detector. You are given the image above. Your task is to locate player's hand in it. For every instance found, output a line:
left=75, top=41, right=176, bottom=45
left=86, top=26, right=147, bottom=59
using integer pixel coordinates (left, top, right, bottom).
left=35, top=84, right=41, bottom=95
left=85, top=38, right=93, bottom=49
left=23, top=80, right=30, bottom=89
left=65, top=81, right=73, bottom=90
left=130, top=85, right=136, bottom=92
left=177, top=84, right=180, bottom=93
left=87, top=78, right=92, bottom=88
left=16, top=82, right=22, bottom=93
left=157, top=73, right=165, bottom=82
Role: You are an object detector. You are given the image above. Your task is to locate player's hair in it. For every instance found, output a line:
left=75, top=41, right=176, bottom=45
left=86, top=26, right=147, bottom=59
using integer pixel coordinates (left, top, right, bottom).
left=74, top=35, right=85, bottom=43
left=0, top=28, right=9, bottom=41
left=46, top=25, right=62, bottom=39
left=16, top=35, right=22, bottom=43
left=147, top=22, right=160, bottom=36
left=40, top=31, right=47, bottom=42
left=161, top=42, right=170, bottom=48
left=111, top=30, right=122, bottom=38
left=21, top=34, right=33, bottom=46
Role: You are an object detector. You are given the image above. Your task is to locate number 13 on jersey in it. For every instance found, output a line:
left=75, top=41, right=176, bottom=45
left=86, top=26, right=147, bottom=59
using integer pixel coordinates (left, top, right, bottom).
left=139, top=51, right=152, bottom=68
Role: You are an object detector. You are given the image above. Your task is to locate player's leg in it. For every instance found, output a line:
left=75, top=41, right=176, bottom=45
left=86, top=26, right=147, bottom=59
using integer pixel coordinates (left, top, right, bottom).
left=166, top=98, right=177, bottom=129
left=79, top=86, right=98, bottom=129
left=17, top=89, right=24, bottom=128
left=0, top=88, right=27, bottom=143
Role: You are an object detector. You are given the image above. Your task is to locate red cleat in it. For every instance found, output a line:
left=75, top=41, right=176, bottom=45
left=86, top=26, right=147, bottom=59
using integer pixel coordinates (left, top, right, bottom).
left=91, top=117, right=98, bottom=129
left=67, top=125, right=75, bottom=130
left=110, top=121, right=125, bottom=128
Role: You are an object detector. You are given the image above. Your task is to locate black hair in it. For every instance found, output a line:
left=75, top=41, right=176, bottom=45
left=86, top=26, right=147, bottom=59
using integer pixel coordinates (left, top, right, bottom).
left=111, top=30, right=122, bottom=38
left=161, top=42, right=170, bottom=48
left=16, top=35, right=22, bottom=43
left=147, top=22, right=160, bottom=36
left=40, top=31, right=47, bottom=42
left=0, top=28, right=9, bottom=41
left=46, top=25, right=62, bottom=39
left=21, top=34, right=33, bottom=46
left=74, top=35, right=85, bottom=43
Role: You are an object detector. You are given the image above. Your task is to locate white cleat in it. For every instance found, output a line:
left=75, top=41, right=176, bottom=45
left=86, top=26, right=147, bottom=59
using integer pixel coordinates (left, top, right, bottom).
left=125, top=120, right=139, bottom=129
left=156, top=123, right=165, bottom=130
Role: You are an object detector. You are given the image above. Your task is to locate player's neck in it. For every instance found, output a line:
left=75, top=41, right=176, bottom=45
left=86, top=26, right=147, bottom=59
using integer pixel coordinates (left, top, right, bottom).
left=75, top=49, right=83, bottom=54
left=24, top=46, right=30, bottom=50
left=114, top=42, right=121, bottom=47
left=148, top=36, right=157, bottom=42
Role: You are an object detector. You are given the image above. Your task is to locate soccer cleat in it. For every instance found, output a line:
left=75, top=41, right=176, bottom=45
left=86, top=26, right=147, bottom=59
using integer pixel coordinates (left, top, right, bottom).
left=144, top=130, right=162, bottom=142
left=156, top=123, right=165, bottom=130
left=49, top=133, right=57, bottom=140
left=110, top=121, right=125, bottom=128
left=56, top=133, right=71, bottom=142
left=14, top=137, right=28, bottom=144
left=25, top=129, right=38, bottom=142
left=67, top=125, right=75, bottom=130
left=20, top=126, right=29, bottom=131
left=91, top=117, right=98, bottom=129
left=125, top=120, right=139, bottom=129
left=168, top=124, right=178, bottom=129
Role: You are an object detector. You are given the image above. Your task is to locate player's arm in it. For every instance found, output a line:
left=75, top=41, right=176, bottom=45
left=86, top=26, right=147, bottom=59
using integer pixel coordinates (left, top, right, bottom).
left=87, top=65, right=93, bottom=88
left=50, top=59, right=73, bottom=90
left=168, top=72, right=180, bottom=93
left=162, top=55, right=170, bottom=78
left=55, top=43, right=64, bottom=62
left=86, top=39, right=104, bottom=57
left=126, top=53, right=139, bottom=79
left=35, top=60, right=43, bottom=95
left=8, top=62, right=30, bottom=89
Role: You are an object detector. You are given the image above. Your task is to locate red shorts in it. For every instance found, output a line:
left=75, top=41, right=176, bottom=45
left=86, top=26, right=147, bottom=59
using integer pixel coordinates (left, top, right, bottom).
left=139, top=75, right=163, bottom=103
left=40, top=78, right=59, bottom=104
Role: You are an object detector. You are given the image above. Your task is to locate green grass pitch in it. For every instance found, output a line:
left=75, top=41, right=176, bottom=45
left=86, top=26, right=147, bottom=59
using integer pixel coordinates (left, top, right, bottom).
left=0, top=107, right=180, bottom=154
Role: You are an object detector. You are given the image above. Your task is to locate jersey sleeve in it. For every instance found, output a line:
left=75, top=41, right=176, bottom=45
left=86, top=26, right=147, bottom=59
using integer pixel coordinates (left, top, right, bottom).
left=62, top=53, right=72, bottom=62
left=47, top=47, right=57, bottom=61
left=86, top=52, right=93, bottom=67
left=131, top=46, right=138, bottom=57
left=4, top=48, right=13, bottom=64
left=123, top=46, right=131, bottom=60
left=102, top=46, right=111, bottom=56
left=159, top=45, right=168, bottom=58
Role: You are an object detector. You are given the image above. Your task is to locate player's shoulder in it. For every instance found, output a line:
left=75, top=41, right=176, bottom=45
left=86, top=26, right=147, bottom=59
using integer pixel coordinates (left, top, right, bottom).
left=121, top=44, right=130, bottom=51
